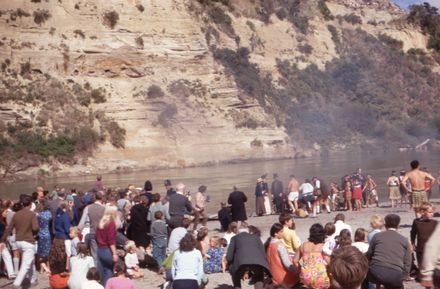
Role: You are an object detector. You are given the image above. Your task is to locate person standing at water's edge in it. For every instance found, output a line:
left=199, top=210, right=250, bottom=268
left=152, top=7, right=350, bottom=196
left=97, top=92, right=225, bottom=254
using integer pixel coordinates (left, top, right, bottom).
left=287, top=175, right=300, bottom=213
left=271, top=173, right=284, bottom=214
left=168, top=183, right=193, bottom=230
left=261, top=175, right=272, bottom=215
left=193, top=185, right=208, bottom=230
left=255, top=178, right=266, bottom=216
left=387, top=171, right=401, bottom=208
left=402, top=160, right=435, bottom=217
left=228, top=186, right=247, bottom=227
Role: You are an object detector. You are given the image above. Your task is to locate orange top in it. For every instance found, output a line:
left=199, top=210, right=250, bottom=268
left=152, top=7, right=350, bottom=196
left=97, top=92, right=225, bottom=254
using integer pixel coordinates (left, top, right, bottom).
left=266, top=240, right=299, bottom=287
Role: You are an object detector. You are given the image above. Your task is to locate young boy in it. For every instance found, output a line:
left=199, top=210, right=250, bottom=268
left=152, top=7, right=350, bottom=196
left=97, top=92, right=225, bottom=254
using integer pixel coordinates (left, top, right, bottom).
left=410, top=202, right=437, bottom=273
left=150, top=210, right=167, bottom=273
left=327, top=246, right=369, bottom=289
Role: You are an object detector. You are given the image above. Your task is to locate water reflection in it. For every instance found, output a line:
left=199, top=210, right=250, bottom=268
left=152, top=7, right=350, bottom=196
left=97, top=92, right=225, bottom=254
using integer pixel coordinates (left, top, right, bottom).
left=1, top=150, right=438, bottom=214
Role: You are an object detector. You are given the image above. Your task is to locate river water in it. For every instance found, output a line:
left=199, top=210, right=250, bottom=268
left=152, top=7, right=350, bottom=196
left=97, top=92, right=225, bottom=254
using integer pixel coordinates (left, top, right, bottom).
left=1, top=150, right=439, bottom=214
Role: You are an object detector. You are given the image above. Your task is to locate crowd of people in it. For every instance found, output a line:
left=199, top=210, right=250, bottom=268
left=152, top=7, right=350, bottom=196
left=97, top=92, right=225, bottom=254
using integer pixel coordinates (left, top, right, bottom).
left=0, top=160, right=439, bottom=289
left=250, top=162, right=438, bottom=219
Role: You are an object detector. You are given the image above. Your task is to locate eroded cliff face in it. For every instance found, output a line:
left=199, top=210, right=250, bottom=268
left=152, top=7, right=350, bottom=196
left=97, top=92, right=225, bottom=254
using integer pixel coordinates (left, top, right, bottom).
left=0, top=0, right=435, bottom=177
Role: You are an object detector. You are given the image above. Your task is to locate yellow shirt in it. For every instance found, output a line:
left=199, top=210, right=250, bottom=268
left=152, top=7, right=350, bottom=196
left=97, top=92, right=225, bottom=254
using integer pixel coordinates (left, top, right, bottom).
left=282, top=226, right=300, bottom=253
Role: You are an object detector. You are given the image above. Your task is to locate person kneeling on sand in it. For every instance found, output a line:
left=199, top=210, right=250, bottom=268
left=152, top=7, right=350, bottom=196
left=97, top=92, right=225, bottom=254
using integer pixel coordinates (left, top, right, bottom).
left=226, top=225, right=270, bottom=289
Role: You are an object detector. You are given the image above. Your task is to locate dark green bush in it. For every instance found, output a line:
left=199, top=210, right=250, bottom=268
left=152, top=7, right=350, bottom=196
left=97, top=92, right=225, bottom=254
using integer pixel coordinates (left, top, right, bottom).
left=73, top=29, right=85, bottom=39
left=318, top=0, right=334, bottom=21
left=298, top=43, right=313, bottom=55
left=213, top=47, right=272, bottom=107
left=291, top=15, right=309, bottom=34
left=343, top=13, right=362, bottom=25
left=91, top=88, right=106, bottom=103
left=408, top=1, right=440, bottom=52
left=208, top=6, right=235, bottom=36
left=327, top=25, right=340, bottom=47
left=103, top=11, right=119, bottom=29
left=147, top=85, right=164, bottom=98
left=33, top=9, right=51, bottom=25
left=378, top=33, right=403, bottom=50
left=135, top=36, right=144, bottom=48
left=105, top=121, right=126, bottom=148
left=157, top=104, right=177, bottom=127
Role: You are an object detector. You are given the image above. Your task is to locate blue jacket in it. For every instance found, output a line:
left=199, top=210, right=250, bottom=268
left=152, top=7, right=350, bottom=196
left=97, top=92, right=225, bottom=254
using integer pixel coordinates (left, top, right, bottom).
left=54, top=208, right=70, bottom=240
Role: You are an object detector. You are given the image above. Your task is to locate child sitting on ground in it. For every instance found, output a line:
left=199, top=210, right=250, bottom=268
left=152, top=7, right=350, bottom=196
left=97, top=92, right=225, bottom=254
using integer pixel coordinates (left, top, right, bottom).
left=352, top=228, right=369, bottom=254
left=196, top=226, right=210, bottom=256
left=106, top=261, right=136, bottom=289
left=323, top=222, right=337, bottom=256
left=81, top=267, right=104, bottom=289
left=203, top=236, right=224, bottom=274
left=223, top=222, right=238, bottom=246
left=219, top=238, right=228, bottom=273
left=124, top=240, right=144, bottom=279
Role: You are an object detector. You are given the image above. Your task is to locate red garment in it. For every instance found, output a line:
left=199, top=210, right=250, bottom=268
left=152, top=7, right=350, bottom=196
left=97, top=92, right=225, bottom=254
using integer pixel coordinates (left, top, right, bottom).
left=425, top=179, right=433, bottom=191
left=49, top=273, right=69, bottom=289
left=96, top=220, right=116, bottom=247
left=352, top=184, right=362, bottom=200
left=266, top=240, right=299, bottom=288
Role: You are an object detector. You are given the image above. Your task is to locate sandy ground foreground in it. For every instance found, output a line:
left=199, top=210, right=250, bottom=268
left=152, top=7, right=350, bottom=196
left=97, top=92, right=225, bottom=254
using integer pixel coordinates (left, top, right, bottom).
left=1, top=201, right=438, bottom=289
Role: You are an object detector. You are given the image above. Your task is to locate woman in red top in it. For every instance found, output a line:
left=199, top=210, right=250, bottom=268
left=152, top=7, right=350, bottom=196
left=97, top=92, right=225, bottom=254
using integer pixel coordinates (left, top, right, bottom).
left=264, top=223, right=299, bottom=288
left=96, top=206, right=118, bottom=286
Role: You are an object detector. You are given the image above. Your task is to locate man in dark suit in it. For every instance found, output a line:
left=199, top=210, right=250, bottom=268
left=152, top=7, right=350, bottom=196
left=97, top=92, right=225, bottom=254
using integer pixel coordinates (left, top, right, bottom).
left=226, top=226, right=270, bottom=289
left=271, top=173, right=284, bottom=214
left=228, top=186, right=248, bottom=227
left=168, top=183, right=193, bottom=230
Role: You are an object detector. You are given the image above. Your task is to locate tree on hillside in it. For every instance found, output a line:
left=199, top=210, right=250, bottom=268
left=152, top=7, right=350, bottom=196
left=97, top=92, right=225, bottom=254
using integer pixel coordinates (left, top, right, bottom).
left=408, top=2, right=440, bottom=51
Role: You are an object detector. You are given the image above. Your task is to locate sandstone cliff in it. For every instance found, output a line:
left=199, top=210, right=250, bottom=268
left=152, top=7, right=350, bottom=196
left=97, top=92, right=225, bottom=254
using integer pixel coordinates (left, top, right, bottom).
left=0, top=0, right=438, bottom=178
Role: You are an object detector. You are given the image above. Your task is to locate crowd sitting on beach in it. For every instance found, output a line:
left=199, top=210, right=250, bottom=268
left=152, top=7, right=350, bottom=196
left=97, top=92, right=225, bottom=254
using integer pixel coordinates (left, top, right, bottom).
left=0, top=160, right=439, bottom=289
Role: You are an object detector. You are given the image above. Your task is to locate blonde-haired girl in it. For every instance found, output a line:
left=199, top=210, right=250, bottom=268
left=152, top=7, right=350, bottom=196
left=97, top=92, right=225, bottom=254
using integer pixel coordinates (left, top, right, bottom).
left=96, top=205, right=119, bottom=286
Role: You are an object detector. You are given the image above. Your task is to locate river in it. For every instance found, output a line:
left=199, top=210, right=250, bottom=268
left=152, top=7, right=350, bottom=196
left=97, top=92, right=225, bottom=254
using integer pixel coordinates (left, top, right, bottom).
left=1, top=150, right=439, bottom=214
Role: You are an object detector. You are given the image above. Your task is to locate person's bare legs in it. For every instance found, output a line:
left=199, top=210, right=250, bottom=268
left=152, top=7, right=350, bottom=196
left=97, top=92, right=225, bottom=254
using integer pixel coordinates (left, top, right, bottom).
left=346, top=198, right=352, bottom=211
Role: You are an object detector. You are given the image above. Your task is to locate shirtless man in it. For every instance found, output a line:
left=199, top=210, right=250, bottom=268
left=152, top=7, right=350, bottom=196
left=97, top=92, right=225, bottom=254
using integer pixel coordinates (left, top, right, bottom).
left=287, top=175, right=300, bottom=212
left=402, top=160, right=435, bottom=217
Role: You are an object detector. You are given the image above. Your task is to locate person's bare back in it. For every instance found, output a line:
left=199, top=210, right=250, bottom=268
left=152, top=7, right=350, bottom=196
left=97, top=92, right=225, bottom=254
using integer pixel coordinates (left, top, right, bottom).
left=402, top=160, right=436, bottom=217
left=288, top=177, right=299, bottom=192
left=403, top=169, right=434, bottom=191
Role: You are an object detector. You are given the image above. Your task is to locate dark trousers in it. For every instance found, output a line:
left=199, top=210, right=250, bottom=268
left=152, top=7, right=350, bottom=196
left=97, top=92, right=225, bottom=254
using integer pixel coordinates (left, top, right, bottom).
left=434, top=269, right=440, bottom=288
left=172, top=279, right=199, bottom=289
left=168, top=216, right=183, bottom=231
left=85, top=233, right=98, bottom=266
left=231, top=265, right=265, bottom=289
left=97, top=247, right=114, bottom=286
left=273, top=196, right=283, bottom=213
left=368, top=265, right=405, bottom=289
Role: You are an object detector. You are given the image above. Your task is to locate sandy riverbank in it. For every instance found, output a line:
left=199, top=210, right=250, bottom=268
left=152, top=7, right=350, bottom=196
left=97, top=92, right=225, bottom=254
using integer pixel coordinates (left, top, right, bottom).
left=1, top=200, right=437, bottom=289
